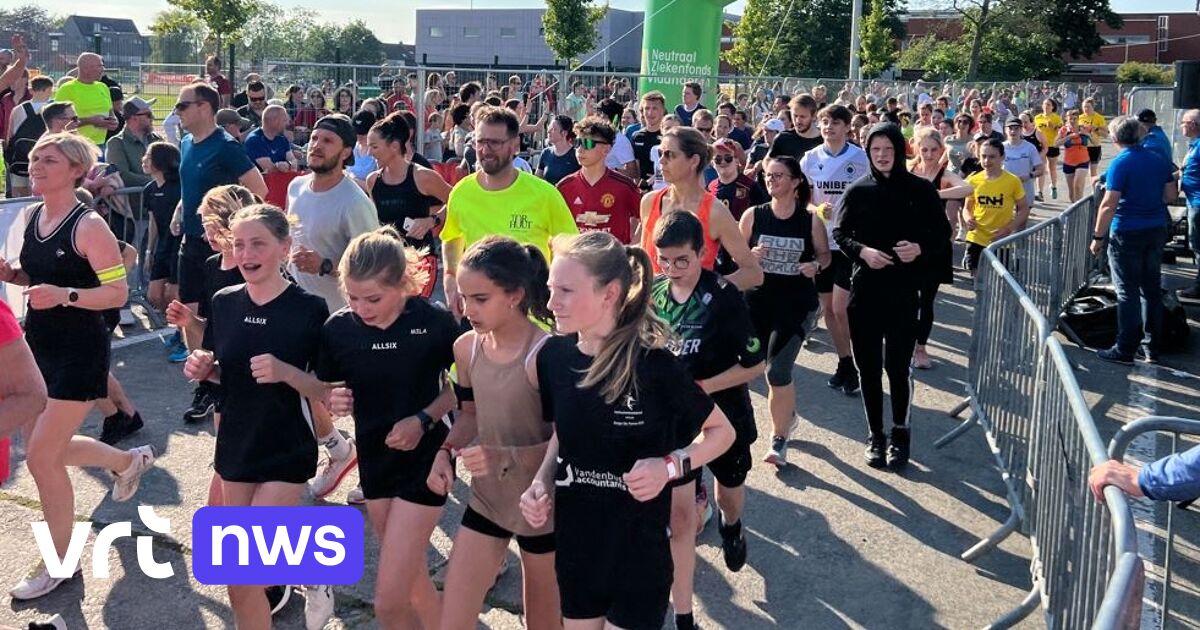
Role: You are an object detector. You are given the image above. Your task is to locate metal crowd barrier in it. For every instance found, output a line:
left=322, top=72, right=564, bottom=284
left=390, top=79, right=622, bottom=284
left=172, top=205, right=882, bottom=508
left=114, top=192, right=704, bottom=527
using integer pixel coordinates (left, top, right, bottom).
left=934, top=188, right=1145, bottom=628
left=1109, top=416, right=1200, bottom=629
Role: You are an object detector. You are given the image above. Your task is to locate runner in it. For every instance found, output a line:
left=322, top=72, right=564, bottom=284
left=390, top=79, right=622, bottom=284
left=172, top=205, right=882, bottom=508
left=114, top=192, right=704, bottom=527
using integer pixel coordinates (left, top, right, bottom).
left=1003, top=117, right=1044, bottom=207
left=441, top=106, right=579, bottom=321
left=1034, top=99, right=1063, bottom=200
left=427, top=236, right=560, bottom=630
left=365, top=112, right=451, bottom=299
left=536, top=114, right=580, bottom=185
left=908, top=129, right=969, bottom=370
left=963, top=139, right=1030, bottom=274
left=739, top=155, right=829, bottom=466
left=3, top=133, right=155, bottom=600
left=1056, top=109, right=1093, bottom=203
left=639, top=126, right=763, bottom=291
left=631, top=91, right=667, bottom=190
left=555, top=116, right=642, bottom=244
left=321, top=227, right=457, bottom=629
left=707, top=138, right=768, bottom=222
left=1019, top=110, right=1048, bottom=202
left=142, top=141, right=182, bottom=317
left=1078, top=98, right=1107, bottom=178
left=834, top=123, right=949, bottom=469
left=802, top=104, right=870, bottom=395
left=675, top=82, right=707, bottom=127
left=944, top=114, right=975, bottom=178
left=183, top=204, right=329, bottom=629
left=520, top=230, right=735, bottom=630
left=769, top=94, right=822, bottom=161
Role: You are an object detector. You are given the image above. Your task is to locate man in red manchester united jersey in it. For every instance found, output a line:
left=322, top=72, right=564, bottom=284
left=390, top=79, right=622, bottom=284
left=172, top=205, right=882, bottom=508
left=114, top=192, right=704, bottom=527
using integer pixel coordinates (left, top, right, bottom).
left=556, top=116, right=642, bottom=243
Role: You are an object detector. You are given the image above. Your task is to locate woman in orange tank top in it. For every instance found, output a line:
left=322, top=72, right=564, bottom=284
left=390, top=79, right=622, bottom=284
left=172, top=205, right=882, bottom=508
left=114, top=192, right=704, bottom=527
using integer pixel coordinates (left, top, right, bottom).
left=638, top=127, right=764, bottom=290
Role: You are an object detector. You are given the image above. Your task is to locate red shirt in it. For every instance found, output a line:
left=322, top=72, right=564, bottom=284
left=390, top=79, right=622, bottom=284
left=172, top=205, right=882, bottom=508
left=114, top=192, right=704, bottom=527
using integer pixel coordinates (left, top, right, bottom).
left=556, top=169, right=642, bottom=244
left=210, top=74, right=233, bottom=97
left=0, top=300, right=20, bottom=347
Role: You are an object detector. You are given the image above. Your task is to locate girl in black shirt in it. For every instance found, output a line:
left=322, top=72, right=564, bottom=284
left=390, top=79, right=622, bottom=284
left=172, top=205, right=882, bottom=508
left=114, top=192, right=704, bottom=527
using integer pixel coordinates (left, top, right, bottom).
left=521, top=231, right=735, bottom=630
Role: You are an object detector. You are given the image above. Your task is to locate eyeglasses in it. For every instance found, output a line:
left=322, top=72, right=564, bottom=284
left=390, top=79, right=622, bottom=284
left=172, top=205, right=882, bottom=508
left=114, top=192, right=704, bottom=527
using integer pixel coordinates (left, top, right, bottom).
left=713, top=155, right=735, bottom=165
left=174, top=101, right=198, bottom=112
left=574, top=137, right=609, bottom=150
left=474, top=137, right=511, bottom=150
left=657, top=255, right=693, bottom=270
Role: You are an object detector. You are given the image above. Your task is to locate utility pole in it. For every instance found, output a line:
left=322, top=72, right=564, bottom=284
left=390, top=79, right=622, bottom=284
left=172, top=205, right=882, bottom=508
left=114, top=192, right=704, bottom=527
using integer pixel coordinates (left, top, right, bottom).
left=849, top=0, right=863, bottom=80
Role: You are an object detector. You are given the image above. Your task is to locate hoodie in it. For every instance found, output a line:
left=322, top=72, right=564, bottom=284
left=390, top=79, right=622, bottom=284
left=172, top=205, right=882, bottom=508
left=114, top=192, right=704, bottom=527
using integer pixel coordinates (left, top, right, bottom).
left=833, top=123, right=951, bottom=297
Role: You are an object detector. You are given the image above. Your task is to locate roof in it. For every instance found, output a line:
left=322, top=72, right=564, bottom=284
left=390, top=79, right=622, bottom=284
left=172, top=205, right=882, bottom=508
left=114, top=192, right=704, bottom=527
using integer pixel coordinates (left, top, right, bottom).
left=381, top=43, right=416, bottom=64
left=63, top=16, right=142, bottom=35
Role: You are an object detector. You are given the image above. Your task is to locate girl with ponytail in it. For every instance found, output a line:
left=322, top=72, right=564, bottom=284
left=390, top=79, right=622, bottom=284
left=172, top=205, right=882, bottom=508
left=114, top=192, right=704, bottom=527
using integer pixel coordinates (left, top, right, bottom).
left=520, top=231, right=734, bottom=630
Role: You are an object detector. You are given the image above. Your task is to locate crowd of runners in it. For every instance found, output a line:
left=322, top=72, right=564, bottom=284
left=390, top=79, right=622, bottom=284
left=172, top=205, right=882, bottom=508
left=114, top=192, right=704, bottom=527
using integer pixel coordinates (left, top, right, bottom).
left=0, top=40, right=1136, bottom=630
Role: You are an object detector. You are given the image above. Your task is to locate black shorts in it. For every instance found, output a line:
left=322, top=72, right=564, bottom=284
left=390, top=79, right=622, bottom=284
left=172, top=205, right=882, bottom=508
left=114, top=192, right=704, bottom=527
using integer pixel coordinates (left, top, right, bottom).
left=151, top=235, right=182, bottom=282
left=178, top=235, right=215, bottom=304
left=25, top=317, right=110, bottom=402
left=1046, top=146, right=1060, bottom=159
left=1062, top=162, right=1088, bottom=175
left=815, top=250, right=851, bottom=293
left=461, top=506, right=555, bottom=554
left=559, top=576, right=670, bottom=630
left=1087, top=146, right=1102, bottom=164
left=707, top=423, right=755, bottom=488
left=964, top=242, right=985, bottom=271
left=357, top=421, right=448, bottom=506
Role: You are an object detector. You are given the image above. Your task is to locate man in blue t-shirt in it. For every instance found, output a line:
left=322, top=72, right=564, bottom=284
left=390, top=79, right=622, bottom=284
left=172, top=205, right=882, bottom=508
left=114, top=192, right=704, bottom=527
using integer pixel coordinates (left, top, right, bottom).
left=1137, top=109, right=1175, bottom=167
left=1090, top=117, right=1178, bottom=365
left=243, top=105, right=297, bottom=174
left=1178, top=109, right=1200, bottom=299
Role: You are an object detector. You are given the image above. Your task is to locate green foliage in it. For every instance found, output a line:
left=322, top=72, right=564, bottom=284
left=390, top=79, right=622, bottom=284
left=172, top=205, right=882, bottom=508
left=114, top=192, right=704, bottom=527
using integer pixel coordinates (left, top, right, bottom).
left=1115, top=61, right=1174, bottom=85
left=898, top=11, right=1065, bottom=82
left=859, top=0, right=898, bottom=79
left=0, top=5, right=59, bottom=39
left=237, top=3, right=314, bottom=64
left=167, top=0, right=258, bottom=49
left=149, top=9, right=207, bottom=64
left=542, top=0, right=608, bottom=65
left=1019, top=0, right=1122, bottom=60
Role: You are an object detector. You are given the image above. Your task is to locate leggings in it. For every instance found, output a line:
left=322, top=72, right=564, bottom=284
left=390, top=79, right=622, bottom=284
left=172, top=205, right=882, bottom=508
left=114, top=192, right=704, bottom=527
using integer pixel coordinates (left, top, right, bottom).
left=915, top=278, right=940, bottom=346
left=848, top=298, right=918, bottom=438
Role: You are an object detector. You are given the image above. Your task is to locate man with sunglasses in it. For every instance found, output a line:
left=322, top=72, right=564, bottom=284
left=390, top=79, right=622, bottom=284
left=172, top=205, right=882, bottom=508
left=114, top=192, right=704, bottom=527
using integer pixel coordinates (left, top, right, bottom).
left=236, top=81, right=269, bottom=130
left=105, top=96, right=162, bottom=188
left=555, top=116, right=642, bottom=244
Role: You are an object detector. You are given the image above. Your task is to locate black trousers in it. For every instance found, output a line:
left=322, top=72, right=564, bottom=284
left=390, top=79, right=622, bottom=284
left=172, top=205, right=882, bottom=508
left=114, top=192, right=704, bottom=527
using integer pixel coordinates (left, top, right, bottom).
left=848, top=295, right=918, bottom=438
left=915, top=277, right=940, bottom=346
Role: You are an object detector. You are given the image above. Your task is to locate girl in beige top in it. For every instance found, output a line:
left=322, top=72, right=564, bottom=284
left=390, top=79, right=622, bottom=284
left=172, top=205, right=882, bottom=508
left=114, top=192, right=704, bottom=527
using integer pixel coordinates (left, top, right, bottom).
left=427, top=235, right=561, bottom=630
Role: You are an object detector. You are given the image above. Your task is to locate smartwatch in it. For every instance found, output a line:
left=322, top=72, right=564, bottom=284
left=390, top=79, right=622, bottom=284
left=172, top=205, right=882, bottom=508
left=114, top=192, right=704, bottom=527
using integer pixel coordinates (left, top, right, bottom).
left=415, top=409, right=437, bottom=433
left=318, top=258, right=334, bottom=276
left=66, top=288, right=80, bottom=305
left=672, top=448, right=692, bottom=478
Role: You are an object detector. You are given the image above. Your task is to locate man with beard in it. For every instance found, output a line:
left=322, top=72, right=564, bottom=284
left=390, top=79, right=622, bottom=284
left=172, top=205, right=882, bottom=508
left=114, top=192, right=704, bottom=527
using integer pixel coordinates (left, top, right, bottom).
left=769, top=93, right=822, bottom=162
left=441, top=106, right=578, bottom=320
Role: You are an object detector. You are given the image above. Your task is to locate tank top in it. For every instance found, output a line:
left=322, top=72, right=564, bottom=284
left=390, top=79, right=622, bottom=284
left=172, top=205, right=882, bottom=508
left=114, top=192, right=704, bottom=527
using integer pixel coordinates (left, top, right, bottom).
left=642, top=188, right=720, bottom=273
left=745, top=202, right=817, bottom=313
left=19, top=202, right=106, bottom=333
left=927, top=167, right=954, bottom=285
left=370, top=163, right=439, bottom=249
left=1023, top=131, right=1043, bottom=154
left=944, top=136, right=971, bottom=175
left=466, top=330, right=554, bottom=537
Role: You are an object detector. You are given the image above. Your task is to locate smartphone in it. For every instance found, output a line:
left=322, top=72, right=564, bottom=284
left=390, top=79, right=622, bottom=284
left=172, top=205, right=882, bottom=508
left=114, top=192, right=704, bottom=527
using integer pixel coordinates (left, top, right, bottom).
left=403, top=217, right=415, bottom=232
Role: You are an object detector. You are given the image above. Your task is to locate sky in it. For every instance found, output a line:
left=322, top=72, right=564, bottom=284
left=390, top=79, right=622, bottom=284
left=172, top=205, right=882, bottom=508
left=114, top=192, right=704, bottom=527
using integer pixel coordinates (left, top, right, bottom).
left=25, top=0, right=1200, bottom=45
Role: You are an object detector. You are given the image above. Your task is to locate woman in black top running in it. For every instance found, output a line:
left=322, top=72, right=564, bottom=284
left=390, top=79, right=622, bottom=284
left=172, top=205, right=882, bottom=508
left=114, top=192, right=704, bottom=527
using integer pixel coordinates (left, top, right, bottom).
left=521, top=231, right=734, bottom=630
left=320, top=227, right=457, bottom=629
left=183, top=204, right=330, bottom=629
left=366, top=112, right=451, bottom=298
left=738, top=155, right=829, bottom=468
left=833, top=123, right=949, bottom=470
left=0, top=133, right=155, bottom=601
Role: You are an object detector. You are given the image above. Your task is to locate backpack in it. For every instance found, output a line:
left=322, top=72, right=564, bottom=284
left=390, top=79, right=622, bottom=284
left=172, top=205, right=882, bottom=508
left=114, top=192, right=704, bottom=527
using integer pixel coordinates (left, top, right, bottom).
left=3, top=102, right=46, bottom=178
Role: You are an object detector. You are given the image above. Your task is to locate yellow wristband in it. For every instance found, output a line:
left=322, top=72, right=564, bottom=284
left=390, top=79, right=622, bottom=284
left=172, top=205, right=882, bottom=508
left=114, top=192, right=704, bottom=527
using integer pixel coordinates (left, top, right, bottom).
left=96, top=264, right=127, bottom=285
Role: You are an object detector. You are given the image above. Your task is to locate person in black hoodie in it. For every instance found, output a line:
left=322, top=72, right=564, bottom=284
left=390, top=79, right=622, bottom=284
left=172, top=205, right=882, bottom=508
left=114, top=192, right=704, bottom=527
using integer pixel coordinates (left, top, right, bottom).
left=833, top=123, right=950, bottom=469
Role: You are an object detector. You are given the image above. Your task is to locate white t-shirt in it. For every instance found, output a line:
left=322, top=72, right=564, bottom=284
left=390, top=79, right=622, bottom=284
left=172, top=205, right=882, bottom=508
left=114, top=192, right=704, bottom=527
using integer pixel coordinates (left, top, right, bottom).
left=606, top=132, right=636, bottom=170
left=649, top=145, right=666, bottom=191
left=162, top=111, right=183, bottom=145
left=286, top=173, right=381, bottom=311
left=1003, top=139, right=1043, bottom=203
left=799, top=142, right=870, bottom=251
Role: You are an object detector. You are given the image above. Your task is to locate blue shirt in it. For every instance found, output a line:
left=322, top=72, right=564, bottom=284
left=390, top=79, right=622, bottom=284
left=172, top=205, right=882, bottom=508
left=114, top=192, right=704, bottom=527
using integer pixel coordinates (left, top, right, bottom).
left=1182, top=137, right=1200, bottom=208
left=624, top=123, right=642, bottom=141
left=537, top=146, right=581, bottom=186
left=1139, top=444, right=1200, bottom=501
left=729, top=126, right=753, bottom=150
left=1141, top=125, right=1174, bottom=167
left=1106, top=145, right=1173, bottom=233
left=180, top=130, right=255, bottom=237
left=243, top=129, right=292, bottom=167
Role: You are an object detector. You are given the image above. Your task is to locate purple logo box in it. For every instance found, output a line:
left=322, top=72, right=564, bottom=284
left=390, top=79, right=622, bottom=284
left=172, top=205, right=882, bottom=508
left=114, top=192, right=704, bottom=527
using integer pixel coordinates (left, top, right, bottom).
left=192, top=506, right=364, bottom=585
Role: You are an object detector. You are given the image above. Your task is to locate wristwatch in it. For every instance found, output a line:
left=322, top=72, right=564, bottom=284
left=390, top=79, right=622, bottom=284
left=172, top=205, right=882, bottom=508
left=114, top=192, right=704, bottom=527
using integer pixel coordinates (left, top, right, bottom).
left=1091, top=234, right=1106, bottom=241
left=672, top=448, right=692, bottom=478
left=415, top=409, right=437, bottom=433
left=66, top=288, right=79, bottom=306
left=318, top=258, right=334, bottom=276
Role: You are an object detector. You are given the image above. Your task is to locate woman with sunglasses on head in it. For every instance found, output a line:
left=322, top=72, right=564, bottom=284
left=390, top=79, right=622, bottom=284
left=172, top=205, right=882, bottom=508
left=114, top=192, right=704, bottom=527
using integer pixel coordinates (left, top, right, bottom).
left=521, top=231, right=735, bottom=630
left=537, top=115, right=581, bottom=185
left=639, top=126, right=763, bottom=291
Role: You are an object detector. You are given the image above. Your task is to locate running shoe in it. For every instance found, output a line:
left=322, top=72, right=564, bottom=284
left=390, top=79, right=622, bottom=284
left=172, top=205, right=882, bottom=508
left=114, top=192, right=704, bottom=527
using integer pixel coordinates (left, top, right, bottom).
left=9, top=562, right=80, bottom=601
left=27, top=614, right=68, bottom=630
left=826, top=365, right=847, bottom=389
left=168, top=342, right=190, bottom=363
left=99, top=410, right=144, bottom=446
left=840, top=368, right=861, bottom=396
left=1051, top=186, right=1058, bottom=200
left=1096, top=347, right=1134, bottom=366
left=1035, top=193, right=1044, bottom=202
left=266, top=585, right=291, bottom=615
left=304, top=584, right=335, bottom=630
left=161, top=329, right=182, bottom=347
left=345, top=485, right=366, bottom=505
left=763, top=436, right=788, bottom=467
left=695, top=481, right=713, bottom=535
left=865, top=434, right=888, bottom=468
left=887, top=426, right=911, bottom=470
left=1136, top=345, right=1161, bottom=365
left=308, top=441, right=358, bottom=499
left=183, top=385, right=215, bottom=423
left=718, top=513, right=748, bottom=572
left=111, top=445, right=156, bottom=502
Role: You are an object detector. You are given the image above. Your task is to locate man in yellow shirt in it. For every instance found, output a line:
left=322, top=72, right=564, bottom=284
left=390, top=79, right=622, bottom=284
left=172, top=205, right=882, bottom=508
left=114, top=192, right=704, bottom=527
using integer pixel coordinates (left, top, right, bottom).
left=1077, top=97, right=1107, bottom=178
left=53, top=53, right=117, bottom=146
left=962, top=138, right=1030, bottom=274
left=442, top=106, right=579, bottom=319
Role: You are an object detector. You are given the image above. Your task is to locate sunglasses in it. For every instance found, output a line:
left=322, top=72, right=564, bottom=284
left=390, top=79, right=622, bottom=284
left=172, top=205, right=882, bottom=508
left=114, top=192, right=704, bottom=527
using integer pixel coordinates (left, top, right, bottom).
left=696, top=126, right=714, bottom=134
left=174, top=101, right=198, bottom=112
left=250, top=96, right=266, bottom=103
left=713, top=155, right=735, bottom=165
left=574, top=138, right=609, bottom=150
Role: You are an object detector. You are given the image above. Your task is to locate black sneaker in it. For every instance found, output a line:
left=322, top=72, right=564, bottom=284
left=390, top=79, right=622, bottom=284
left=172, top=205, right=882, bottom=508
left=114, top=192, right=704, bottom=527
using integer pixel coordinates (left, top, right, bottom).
left=718, top=513, right=747, bottom=572
left=887, top=426, right=911, bottom=470
left=865, top=434, right=887, bottom=468
left=99, top=411, right=144, bottom=446
left=265, top=584, right=291, bottom=615
left=841, top=368, right=860, bottom=396
left=826, top=357, right=851, bottom=389
left=1096, top=347, right=1134, bottom=366
left=183, top=384, right=215, bottom=423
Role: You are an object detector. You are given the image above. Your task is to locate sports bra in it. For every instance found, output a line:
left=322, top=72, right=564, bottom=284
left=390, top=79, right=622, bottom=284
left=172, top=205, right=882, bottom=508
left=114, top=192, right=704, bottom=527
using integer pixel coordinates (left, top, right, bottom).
left=641, top=188, right=720, bottom=273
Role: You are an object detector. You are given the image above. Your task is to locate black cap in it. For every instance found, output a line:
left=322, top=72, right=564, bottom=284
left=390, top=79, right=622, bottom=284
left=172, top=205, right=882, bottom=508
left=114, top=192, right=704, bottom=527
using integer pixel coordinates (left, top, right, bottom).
left=1136, top=108, right=1156, bottom=124
left=1004, top=117, right=1021, bottom=128
left=314, top=114, right=357, bottom=166
left=351, top=110, right=377, bottom=136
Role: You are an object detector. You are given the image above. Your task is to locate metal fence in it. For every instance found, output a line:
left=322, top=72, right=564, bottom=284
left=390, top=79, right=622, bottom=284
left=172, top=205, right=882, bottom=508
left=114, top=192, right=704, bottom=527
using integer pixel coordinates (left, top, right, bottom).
left=1125, top=86, right=1192, bottom=165
left=934, top=188, right=1145, bottom=628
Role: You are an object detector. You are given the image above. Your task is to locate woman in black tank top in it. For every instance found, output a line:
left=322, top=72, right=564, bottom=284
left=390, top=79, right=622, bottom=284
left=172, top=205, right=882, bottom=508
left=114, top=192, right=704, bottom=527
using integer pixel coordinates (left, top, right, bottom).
left=1, top=134, right=155, bottom=601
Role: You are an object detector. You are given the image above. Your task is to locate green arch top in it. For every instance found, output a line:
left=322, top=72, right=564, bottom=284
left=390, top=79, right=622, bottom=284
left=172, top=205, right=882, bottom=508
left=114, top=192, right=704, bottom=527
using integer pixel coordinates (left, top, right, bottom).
left=638, top=0, right=736, bottom=108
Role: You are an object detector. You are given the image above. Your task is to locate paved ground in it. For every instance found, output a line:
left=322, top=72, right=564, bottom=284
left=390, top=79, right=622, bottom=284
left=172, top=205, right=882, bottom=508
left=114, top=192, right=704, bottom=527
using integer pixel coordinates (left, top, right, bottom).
left=3, top=152, right=1199, bottom=629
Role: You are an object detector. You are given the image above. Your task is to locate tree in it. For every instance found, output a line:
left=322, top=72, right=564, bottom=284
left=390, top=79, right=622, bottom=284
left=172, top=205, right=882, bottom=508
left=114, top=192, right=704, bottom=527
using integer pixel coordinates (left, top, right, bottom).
left=859, top=0, right=898, bottom=78
left=237, top=1, right=315, bottom=64
left=0, top=5, right=60, bottom=40
left=1021, top=0, right=1121, bottom=60
left=149, top=9, right=207, bottom=64
left=1115, top=61, right=1173, bottom=85
left=951, top=0, right=1001, bottom=80
left=897, top=11, right=1064, bottom=81
left=542, top=0, right=607, bottom=65
left=337, top=20, right=385, bottom=65
left=168, top=0, right=258, bottom=51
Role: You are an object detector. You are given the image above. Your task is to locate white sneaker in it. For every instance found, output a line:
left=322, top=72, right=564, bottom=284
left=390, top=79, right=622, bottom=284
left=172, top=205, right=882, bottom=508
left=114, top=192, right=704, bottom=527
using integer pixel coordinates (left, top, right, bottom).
left=112, top=445, right=155, bottom=502
left=308, top=440, right=357, bottom=499
left=9, top=562, right=80, bottom=601
left=29, top=614, right=68, bottom=630
left=304, top=584, right=335, bottom=630
left=345, top=485, right=365, bottom=505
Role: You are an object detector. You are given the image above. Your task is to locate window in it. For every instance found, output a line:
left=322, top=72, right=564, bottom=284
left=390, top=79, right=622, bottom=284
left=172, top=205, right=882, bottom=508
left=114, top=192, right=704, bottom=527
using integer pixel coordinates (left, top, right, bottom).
left=429, top=26, right=445, bottom=38
left=464, top=26, right=481, bottom=38
left=500, top=27, right=517, bottom=38
left=1102, top=35, right=1149, bottom=44
left=93, top=23, right=101, bottom=33
left=1157, top=16, right=1168, bottom=53
left=49, top=39, right=58, bottom=52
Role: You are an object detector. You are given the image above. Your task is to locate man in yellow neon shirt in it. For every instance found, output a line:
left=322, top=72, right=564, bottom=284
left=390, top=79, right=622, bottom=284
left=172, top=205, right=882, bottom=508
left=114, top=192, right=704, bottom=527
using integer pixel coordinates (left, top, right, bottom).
left=962, top=138, right=1030, bottom=274
left=53, top=53, right=117, bottom=146
left=442, top=106, right=579, bottom=319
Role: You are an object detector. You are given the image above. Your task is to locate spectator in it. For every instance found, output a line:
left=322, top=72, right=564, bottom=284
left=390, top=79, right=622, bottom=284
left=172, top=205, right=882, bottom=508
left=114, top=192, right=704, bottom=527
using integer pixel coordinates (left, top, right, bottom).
left=594, top=97, right=638, bottom=179
left=676, top=81, right=707, bottom=126
left=565, top=81, right=589, bottom=121
left=0, top=34, right=29, bottom=98
left=1137, top=108, right=1174, bottom=167
left=104, top=96, right=162, bottom=188
left=236, top=80, right=268, bottom=129
left=536, top=114, right=580, bottom=185
left=293, top=88, right=329, bottom=143
left=244, top=105, right=296, bottom=174
left=230, top=72, right=267, bottom=109
left=53, top=52, right=116, bottom=146
left=215, top=108, right=252, bottom=143
left=1090, top=117, right=1178, bottom=365
left=332, top=86, right=356, bottom=116
left=448, top=103, right=472, bottom=159
left=0, top=69, right=29, bottom=144
left=346, top=110, right=377, bottom=181
left=205, top=55, right=232, bottom=108
left=1180, top=109, right=1200, bottom=300
left=283, top=84, right=304, bottom=121
left=40, top=102, right=78, bottom=135
left=423, top=111, right=445, bottom=163
left=103, top=84, right=127, bottom=142
left=1089, top=445, right=1200, bottom=503
left=4, top=75, right=53, bottom=197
